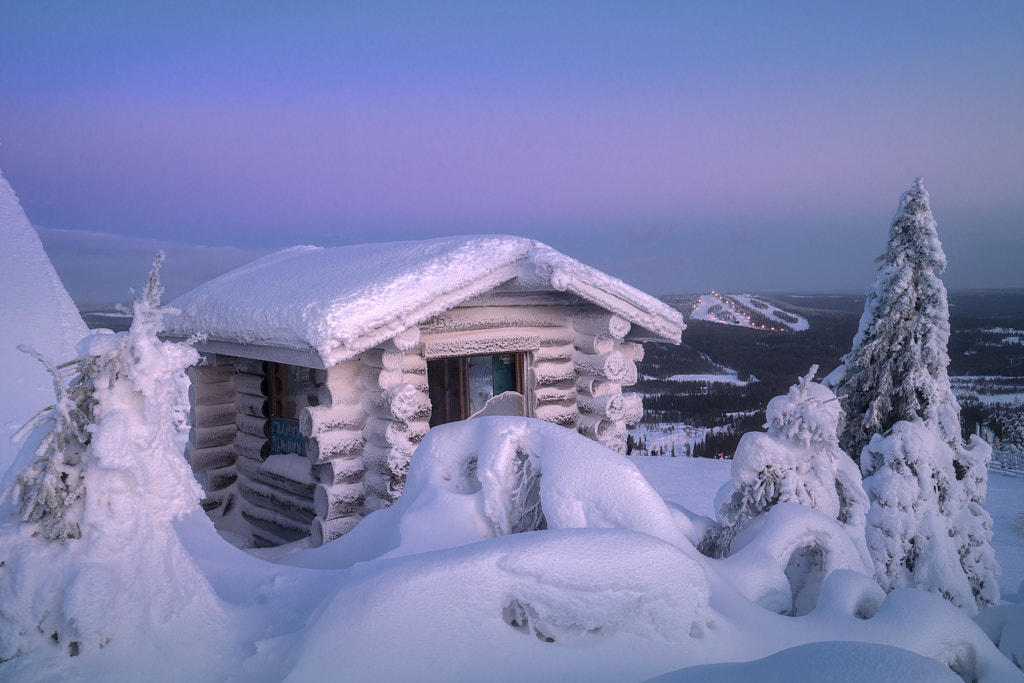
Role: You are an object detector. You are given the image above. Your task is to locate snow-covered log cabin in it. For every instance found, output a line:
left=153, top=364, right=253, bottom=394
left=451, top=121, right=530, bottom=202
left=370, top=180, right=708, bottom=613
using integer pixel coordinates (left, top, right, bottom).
left=164, top=235, right=684, bottom=547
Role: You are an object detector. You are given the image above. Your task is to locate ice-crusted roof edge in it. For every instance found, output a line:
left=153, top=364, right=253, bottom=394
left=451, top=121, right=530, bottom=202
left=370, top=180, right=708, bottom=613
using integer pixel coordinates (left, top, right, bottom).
left=525, top=243, right=684, bottom=344
left=167, top=236, right=683, bottom=368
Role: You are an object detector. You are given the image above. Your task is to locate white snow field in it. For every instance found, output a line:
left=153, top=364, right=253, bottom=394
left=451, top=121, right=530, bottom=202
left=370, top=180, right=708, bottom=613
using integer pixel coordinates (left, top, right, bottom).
left=2, top=173, right=1024, bottom=681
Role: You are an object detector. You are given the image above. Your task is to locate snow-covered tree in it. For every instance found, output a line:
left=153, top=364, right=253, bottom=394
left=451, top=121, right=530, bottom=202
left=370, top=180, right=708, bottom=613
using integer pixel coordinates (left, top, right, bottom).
left=0, top=253, right=220, bottom=660
left=828, top=180, right=999, bottom=615
left=830, top=178, right=960, bottom=460
left=861, top=421, right=999, bottom=615
left=710, top=366, right=869, bottom=561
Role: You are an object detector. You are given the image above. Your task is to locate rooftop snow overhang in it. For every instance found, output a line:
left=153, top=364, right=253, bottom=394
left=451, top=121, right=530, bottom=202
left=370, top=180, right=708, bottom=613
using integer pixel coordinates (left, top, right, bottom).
left=163, top=236, right=683, bottom=368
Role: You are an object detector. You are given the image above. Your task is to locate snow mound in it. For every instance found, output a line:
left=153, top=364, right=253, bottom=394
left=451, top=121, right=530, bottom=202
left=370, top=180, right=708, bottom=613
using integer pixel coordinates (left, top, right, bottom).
left=0, top=259, right=225, bottom=661
left=647, top=640, right=961, bottom=683
left=0, top=168, right=87, bottom=471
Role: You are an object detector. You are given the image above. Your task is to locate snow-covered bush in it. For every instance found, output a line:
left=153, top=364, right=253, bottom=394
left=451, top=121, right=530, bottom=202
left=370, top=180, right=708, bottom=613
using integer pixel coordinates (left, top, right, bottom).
left=711, top=366, right=869, bottom=565
left=861, top=420, right=1000, bottom=615
left=0, top=254, right=219, bottom=660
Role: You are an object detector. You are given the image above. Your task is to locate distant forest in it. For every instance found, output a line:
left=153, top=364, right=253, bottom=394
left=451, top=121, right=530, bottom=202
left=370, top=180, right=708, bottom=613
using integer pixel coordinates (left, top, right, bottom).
left=638, top=291, right=1024, bottom=459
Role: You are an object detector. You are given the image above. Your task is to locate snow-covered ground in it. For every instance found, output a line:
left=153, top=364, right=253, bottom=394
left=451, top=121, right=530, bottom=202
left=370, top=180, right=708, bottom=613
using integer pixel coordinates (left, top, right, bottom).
left=3, top=171, right=1024, bottom=681
left=688, top=292, right=809, bottom=332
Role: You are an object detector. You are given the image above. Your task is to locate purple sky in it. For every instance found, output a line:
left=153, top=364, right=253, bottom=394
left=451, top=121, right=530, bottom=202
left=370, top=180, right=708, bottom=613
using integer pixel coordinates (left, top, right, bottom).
left=2, top=2, right=1022, bottom=304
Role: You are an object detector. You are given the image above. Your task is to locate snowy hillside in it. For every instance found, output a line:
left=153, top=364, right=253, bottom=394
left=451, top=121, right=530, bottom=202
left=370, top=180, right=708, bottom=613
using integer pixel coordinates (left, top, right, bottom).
left=689, top=292, right=809, bottom=332
left=0, top=169, right=87, bottom=472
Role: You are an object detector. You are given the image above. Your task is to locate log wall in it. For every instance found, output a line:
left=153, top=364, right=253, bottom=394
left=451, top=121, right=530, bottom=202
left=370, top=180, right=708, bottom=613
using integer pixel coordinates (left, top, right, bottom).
left=185, top=300, right=653, bottom=547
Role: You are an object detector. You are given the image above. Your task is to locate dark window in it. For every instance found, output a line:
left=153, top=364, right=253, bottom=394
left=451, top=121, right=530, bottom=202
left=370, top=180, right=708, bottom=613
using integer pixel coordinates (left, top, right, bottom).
left=269, top=362, right=311, bottom=456
left=427, top=353, right=524, bottom=427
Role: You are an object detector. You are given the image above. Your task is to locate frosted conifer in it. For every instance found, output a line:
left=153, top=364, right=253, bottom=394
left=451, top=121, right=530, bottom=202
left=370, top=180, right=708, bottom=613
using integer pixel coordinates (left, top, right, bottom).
left=0, top=253, right=217, bottom=660
left=712, top=366, right=869, bottom=561
left=831, top=178, right=960, bottom=459
left=831, top=180, right=999, bottom=614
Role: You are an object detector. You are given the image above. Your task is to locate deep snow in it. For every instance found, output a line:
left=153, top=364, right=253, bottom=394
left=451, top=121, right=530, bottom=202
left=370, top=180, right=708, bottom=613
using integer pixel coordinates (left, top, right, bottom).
left=2, top=172, right=1024, bottom=681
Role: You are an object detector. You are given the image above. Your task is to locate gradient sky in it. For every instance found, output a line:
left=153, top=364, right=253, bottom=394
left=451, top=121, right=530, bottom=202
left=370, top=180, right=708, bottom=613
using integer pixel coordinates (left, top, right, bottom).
left=2, top=1, right=1022, bottom=304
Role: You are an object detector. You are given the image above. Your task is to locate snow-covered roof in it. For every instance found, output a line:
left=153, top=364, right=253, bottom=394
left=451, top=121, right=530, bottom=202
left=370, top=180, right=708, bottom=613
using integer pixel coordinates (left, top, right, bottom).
left=165, top=235, right=683, bottom=367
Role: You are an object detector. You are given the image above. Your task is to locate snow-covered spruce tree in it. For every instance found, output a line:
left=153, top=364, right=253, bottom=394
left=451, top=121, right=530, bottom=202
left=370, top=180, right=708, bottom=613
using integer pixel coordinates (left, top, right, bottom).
left=708, top=366, right=869, bottom=561
left=830, top=178, right=960, bottom=459
left=0, top=253, right=219, bottom=660
left=829, top=179, right=999, bottom=615
left=860, top=421, right=999, bottom=615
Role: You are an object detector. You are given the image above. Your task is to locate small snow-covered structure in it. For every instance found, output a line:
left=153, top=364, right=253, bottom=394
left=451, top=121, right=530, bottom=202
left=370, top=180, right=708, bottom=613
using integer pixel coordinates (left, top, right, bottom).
left=164, top=235, right=683, bottom=547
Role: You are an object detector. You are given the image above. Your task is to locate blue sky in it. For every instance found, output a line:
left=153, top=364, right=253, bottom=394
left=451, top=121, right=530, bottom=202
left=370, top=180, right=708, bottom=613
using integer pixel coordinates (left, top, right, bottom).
left=1, top=1, right=1022, bottom=303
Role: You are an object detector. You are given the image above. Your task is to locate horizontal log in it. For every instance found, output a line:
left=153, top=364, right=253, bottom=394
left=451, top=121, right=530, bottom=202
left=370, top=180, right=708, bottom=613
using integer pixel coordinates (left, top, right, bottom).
left=311, top=514, right=362, bottom=547
left=314, top=482, right=366, bottom=521
left=197, top=464, right=237, bottom=492
left=400, top=353, right=428, bottom=374
left=573, top=310, right=630, bottom=339
left=235, top=392, right=269, bottom=418
left=361, top=384, right=430, bottom=422
left=360, top=348, right=405, bottom=371
left=418, top=306, right=569, bottom=334
left=380, top=326, right=421, bottom=352
left=315, top=458, right=366, bottom=486
left=573, top=333, right=616, bottom=355
left=533, top=344, right=575, bottom=364
left=238, top=479, right=316, bottom=525
left=578, top=393, right=626, bottom=422
left=622, top=360, right=639, bottom=388
left=190, top=401, right=237, bottom=428
left=362, top=417, right=415, bottom=452
left=361, top=445, right=413, bottom=490
left=576, top=375, right=621, bottom=398
left=603, top=437, right=626, bottom=454
left=236, top=412, right=271, bottom=439
left=422, top=333, right=540, bottom=360
left=237, top=454, right=316, bottom=498
left=360, top=469, right=397, bottom=506
left=234, top=431, right=270, bottom=461
left=577, top=415, right=624, bottom=443
left=189, top=364, right=235, bottom=383
left=621, top=393, right=643, bottom=425
left=189, top=423, right=236, bottom=450
left=232, top=357, right=266, bottom=375
left=573, top=351, right=628, bottom=383
left=534, top=385, right=577, bottom=405
left=532, top=361, right=576, bottom=387
left=360, top=368, right=404, bottom=392
left=199, top=494, right=227, bottom=514
left=189, top=380, right=236, bottom=406
left=534, top=403, right=579, bottom=428
left=240, top=505, right=309, bottom=545
left=233, top=372, right=268, bottom=397
left=300, top=402, right=366, bottom=438
left=306, top=430, right=364, bottom=464
left=617, top=341, right=644, bottom=363
left=186, top=443, right=237, bottom=473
